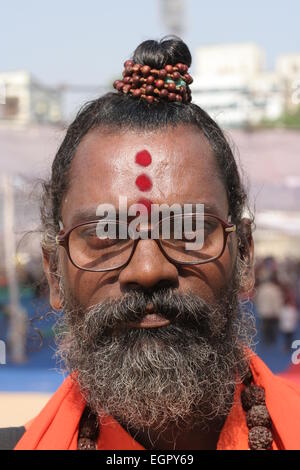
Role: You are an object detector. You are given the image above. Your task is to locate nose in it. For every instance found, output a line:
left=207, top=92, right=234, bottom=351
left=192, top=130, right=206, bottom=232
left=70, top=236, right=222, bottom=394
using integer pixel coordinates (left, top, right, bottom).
left=119, top=239, right=179, bottom=292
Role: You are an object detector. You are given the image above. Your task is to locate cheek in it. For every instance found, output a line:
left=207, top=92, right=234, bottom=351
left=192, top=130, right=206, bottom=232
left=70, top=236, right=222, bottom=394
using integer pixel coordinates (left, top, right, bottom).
left=58, top=250, right=97, bottom=303
left=179, top=238, right=237, bottom=302
left=59, top=250, right=122, bottom=307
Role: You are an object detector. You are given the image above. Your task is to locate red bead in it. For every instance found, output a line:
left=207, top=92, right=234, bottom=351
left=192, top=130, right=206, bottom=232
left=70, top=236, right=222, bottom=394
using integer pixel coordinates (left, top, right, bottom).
left=132, top=64, right=141, bottom=73
left=167, top=83, right=176, bottom=92
left=132, top=89, right=142, bottom=98
left=184, top=73, right=193, bottom=84
left=155, top=79, right=165, bottom=89
left=182, top=64, right=189, bottom=74
left=146, top=95, right=154, bottom=104
left=168, top=93, right=176, bottom=101
left=124, top=66, right=133, bottom=76
left=124, top=60, right=134, bottom=68
left=113, top=80, right=120, bottom=89
left=115, top=81, right=124, bottom=91
left=151, top=69, right=159, bottom=76
left=132, top=75, right=140, bottom=86
left=122, top=84, right=131, bottom=94
left=176, top=63, right=185, bottom=73
left=158, top=69, right=167, bottom=79
left=165, top=65, right=173, bottom=73
left=160, top=89, right=168, bottom=98
left=141, top=65, right=151, bottom=76
left=146, top=75, right=155, bottom=85
left=172, top=71, right=181, bottom=80
left=175, top=94, right=183, bottom=102
left=123, top=76, right=131, bottom=84
left=145, top=85, right=154, bottom=95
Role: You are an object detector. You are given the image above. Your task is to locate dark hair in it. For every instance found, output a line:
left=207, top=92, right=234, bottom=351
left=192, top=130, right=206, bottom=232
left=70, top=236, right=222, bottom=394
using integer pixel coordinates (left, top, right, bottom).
left=41, top=37, right=252, bottom=268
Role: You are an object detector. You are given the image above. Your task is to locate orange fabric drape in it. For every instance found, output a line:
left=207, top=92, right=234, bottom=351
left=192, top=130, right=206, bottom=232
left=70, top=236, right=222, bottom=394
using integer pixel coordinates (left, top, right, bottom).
left=15, top=353, right=300, bottom=450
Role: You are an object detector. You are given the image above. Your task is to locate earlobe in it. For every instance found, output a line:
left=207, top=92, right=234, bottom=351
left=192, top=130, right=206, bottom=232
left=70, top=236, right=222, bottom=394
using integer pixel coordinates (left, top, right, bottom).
left=42, top=248, right=62, bottom=311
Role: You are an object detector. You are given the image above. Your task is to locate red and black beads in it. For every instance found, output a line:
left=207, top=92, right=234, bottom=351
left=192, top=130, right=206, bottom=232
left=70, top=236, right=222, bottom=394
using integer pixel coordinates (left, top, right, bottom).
left=113, top=61, right=193, bottom=104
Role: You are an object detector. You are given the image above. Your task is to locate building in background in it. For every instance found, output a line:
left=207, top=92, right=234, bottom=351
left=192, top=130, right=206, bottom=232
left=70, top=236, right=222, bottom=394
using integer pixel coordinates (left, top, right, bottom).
left=160, top=0, right=186, bottom=36
left=0, top=71, right=62, bottom=125
left=276, top=54, right=300, bottom=113
left=193, top=43, right=300, bottom=128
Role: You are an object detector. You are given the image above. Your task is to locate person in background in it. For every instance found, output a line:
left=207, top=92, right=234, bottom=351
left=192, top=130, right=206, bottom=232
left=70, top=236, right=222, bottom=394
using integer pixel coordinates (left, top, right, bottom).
left=255, top=273, right=284, bottom=345
left=279, top=285, right=299, bottom=353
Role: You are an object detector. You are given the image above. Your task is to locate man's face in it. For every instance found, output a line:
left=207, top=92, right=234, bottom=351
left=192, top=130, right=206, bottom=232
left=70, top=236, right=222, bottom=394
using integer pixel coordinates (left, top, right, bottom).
left=58, top=124, right=237, bottom=307
left=46, top=124, right=252, bottom=435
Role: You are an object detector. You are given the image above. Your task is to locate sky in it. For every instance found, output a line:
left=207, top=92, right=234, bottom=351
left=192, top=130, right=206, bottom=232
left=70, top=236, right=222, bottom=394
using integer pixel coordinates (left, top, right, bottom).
left=1, top=0, right=300, bottom=89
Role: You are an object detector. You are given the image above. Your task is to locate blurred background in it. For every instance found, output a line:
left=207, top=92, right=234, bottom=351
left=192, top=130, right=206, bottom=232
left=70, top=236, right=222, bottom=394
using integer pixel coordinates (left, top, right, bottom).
left=1, top=0, right=300, bottom=427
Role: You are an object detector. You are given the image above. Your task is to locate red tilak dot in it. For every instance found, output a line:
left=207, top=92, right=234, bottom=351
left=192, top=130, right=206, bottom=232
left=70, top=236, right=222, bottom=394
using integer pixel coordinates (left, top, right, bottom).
left=135, top=174, right=153, bottom=192
left=137, top=197, right=153, bottom=214
left=135, top=150, right=152, bottom=167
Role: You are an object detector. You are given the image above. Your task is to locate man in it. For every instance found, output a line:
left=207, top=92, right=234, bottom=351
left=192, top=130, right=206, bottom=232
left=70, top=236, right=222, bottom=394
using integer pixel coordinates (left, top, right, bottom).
left=2, top=37, right=300, bottom=450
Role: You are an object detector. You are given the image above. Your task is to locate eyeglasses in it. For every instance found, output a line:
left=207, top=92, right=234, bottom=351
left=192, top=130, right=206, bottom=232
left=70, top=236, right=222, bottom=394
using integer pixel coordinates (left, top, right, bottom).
left=55, top=213, right=236, bottom=273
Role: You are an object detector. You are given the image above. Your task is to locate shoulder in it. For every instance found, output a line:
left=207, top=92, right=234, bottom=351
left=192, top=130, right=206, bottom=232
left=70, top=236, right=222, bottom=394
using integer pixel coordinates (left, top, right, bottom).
left=0, top=426, right=26, bottom=450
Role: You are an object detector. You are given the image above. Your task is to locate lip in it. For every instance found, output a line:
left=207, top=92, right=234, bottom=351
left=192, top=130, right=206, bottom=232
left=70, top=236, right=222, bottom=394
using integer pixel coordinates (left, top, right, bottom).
left=127, top=313, right=171, bottom=329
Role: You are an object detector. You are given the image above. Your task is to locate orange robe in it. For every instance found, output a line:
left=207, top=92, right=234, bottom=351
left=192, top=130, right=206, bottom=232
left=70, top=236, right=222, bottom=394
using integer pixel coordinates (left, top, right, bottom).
left=15, top=353, right=300, bottom=450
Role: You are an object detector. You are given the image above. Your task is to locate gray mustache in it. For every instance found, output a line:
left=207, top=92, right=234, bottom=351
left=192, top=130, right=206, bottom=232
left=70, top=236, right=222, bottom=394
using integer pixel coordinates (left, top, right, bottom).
left=81, top=288, right=230, bottom=337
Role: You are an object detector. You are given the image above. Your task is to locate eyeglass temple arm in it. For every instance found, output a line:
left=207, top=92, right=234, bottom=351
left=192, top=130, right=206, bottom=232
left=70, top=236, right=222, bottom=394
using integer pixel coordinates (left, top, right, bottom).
left=225, top=225, right=236, bottom=233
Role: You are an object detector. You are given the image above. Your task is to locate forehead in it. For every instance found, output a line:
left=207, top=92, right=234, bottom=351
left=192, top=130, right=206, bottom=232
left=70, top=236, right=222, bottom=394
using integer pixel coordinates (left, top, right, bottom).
left=61, top=125, right=229, bottom=226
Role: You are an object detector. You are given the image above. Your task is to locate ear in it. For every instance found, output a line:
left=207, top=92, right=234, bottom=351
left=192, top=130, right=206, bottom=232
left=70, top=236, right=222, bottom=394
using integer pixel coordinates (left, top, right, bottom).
left=42, top=248, right=62, bottom=310
left=238, top=218, right=255, bottom=293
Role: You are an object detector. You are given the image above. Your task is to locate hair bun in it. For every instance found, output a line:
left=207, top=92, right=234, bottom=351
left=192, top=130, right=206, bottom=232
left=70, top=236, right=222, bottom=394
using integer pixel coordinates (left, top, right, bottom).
left=133, top=36, right=192, bottom=69
left=113, top=36, right=193, bottom=104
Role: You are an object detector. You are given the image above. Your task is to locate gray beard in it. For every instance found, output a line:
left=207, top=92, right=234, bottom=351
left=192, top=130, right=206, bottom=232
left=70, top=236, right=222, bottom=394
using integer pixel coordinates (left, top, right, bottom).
left=54, top=257, right=255, bottom=437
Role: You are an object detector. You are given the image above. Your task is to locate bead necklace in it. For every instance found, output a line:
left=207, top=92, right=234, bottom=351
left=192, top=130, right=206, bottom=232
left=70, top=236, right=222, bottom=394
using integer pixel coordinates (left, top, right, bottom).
left=77, top=369, right=273, bottom=451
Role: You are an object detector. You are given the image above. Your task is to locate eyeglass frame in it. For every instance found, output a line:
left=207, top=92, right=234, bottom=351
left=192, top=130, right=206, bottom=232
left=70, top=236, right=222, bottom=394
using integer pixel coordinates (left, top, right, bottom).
left=55, top=212, right=237, bottom=273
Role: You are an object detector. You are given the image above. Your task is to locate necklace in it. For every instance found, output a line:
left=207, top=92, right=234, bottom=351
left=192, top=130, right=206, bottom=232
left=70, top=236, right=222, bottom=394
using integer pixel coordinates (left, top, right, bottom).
left=77, top=368, right=274, bottom=451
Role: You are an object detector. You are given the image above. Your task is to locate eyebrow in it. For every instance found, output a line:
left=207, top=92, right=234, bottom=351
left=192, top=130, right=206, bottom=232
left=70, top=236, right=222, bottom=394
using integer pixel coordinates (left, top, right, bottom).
left=69, top=208, right=104, bottom=226
left=183, top=202, right=223, bottom=216
left=68, top=207, right=139, bottom=227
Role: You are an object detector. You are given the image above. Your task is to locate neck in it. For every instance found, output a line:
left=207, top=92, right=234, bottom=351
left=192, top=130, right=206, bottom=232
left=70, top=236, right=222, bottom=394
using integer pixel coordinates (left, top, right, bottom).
left=123, top=415, right=227, bottom=451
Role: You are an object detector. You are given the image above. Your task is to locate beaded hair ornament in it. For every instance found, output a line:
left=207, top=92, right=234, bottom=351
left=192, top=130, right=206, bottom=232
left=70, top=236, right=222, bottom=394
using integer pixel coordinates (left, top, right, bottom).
left=113, top=60, right=193, bottom=104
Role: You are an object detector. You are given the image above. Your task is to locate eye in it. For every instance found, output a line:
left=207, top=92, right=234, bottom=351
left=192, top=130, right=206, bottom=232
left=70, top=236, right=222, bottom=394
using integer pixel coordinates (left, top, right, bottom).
left=79, top=225, right=119, bottom=248
left=204, top=220, right=218, bottom=234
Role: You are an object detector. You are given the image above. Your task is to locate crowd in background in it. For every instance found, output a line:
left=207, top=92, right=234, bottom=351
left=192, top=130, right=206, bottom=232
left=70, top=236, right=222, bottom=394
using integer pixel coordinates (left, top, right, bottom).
left=254, top=257, right=300, bottom=350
